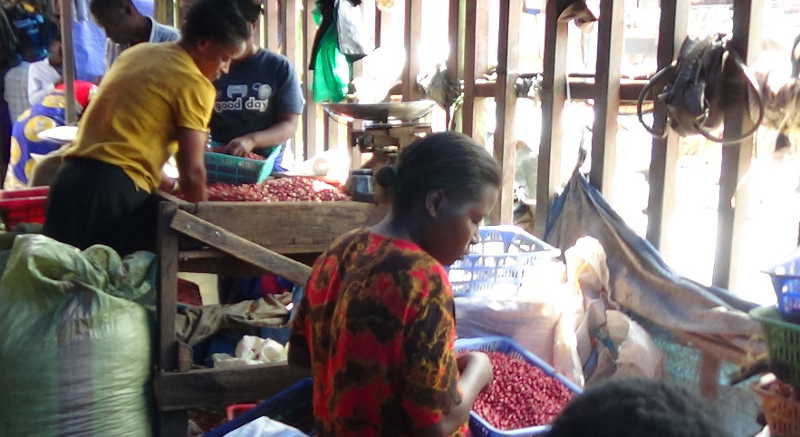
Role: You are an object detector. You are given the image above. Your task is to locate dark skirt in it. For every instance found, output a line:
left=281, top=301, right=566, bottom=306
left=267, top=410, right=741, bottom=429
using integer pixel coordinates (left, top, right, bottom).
left=44, top=157, right=158, bottom=255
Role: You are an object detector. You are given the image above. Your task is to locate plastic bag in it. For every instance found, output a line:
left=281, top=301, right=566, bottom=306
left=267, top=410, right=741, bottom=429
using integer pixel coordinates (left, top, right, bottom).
left=0, top=235, right=155, bottom=436
left=455, top=259, right=570, bottom=365
left=336, top=0, right=371, bottom=62
left=312, top=13, right=350, bottom=103
left=223, top=416, right=307, bottom=437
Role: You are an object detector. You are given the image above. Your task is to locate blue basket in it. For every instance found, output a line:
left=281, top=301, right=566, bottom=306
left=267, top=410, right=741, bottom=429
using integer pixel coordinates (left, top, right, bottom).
left=766, top=254, right=800, bottom=321
left=455, top=336, right=581, bottom=437
left=203, top=377, right=313, bottom=437
left=205, top=146, right=281, bottom=185
left=448, top=226, right=560, bottom=297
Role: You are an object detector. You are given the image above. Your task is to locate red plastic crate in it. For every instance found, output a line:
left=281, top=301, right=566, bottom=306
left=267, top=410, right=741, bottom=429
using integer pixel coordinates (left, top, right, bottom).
left=0, top=187, right=49, bottom=199
left=225, top=404, right=257, bottom=421
left=0, top=196, right=47, bottom=228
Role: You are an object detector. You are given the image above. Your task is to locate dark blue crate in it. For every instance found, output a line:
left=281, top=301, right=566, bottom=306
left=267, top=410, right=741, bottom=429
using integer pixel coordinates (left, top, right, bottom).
left=766, top=255, right=800, bottom=320
left=203, top=377, right=313, bottom=437
left=454, top=336, right=582, bottom=437
left=448, top=226, right=559, bottom=297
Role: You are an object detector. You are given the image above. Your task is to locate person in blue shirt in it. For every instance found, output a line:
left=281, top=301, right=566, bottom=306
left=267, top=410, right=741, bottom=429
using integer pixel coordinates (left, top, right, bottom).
left=209, top=0, right=304, bottom=172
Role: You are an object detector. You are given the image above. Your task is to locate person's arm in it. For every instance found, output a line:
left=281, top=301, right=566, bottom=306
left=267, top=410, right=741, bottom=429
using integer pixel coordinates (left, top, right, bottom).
left=27, top=63, right=55, bottom=105
left=222, top=113, right=299, bottom=157
left=427, top=352, right=492, bottom=436
left=403, top=270, right=493, bottom=437
left=175, top=128, right=208, bottom=202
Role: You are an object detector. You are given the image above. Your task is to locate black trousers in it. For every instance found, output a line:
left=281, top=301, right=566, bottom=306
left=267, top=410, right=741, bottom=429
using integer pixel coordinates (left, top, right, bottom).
left=44, top=157, right=158, bottom=255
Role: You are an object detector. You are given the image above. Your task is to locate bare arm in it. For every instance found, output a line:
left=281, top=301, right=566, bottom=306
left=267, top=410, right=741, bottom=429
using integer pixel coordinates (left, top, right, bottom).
left=175, top=128, right=208, bottom=202
left=222, top=113, right=300, bottom=157
left=418, top=352, right=493, bottom=437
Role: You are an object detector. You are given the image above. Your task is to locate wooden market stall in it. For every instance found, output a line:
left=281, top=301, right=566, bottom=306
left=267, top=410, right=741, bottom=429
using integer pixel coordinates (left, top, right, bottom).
left=153, top=196, right=383, bottom=435
left=43, top=0, right=780, bottom=433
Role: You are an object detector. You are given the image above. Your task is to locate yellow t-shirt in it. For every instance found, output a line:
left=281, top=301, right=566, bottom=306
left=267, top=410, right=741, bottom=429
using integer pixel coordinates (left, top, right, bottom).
left=68, top=42, right=214, bottom=192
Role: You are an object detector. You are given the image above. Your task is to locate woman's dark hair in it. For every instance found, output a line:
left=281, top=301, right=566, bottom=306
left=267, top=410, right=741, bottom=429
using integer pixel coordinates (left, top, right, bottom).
left=182, top=0, right=253, bottom=46
left=547, top=379, right=729, bottom=437
left=375, top=132, right=501, bottom=211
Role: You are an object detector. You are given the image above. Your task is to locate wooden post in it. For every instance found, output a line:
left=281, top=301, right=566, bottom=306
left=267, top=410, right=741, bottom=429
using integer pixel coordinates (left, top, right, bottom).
left=284, top=0, right=303, bottom=162
left=534, top=0, right=568, bottom=237
left=646, top=0, right=689, bottom=250
left=266, top=0, right=281, bottom=53
left=402, top=0, right=422, bottom=100
left=462, top=0, right=489, bottom=139
left=589, top=0, right=624, bottom=197
left=303, top=0, right=321, bottom=159
left=446, top=0, right=461, bottom=129
left=59, top=0, right=77, bottom=125
left=712, top=0, right=762, bottom=288
left=156, top=202, right=186, bottom=436
left=155, top=0, right=172, bottom=25
left=491, top=0, right=521, bottom=224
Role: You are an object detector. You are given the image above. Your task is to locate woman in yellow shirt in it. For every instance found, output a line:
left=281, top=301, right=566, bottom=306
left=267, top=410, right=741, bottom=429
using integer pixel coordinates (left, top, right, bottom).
left=44, top=0, right=259, bottom=255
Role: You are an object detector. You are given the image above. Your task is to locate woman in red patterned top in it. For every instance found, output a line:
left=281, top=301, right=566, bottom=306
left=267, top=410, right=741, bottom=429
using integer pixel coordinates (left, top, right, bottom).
left=289, top=132, right=500, bottom=437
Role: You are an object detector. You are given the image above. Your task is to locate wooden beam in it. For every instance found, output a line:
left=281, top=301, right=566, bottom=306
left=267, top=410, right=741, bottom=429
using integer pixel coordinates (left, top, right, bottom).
left=646, top=0, right=689, bottom=251
left=534, top=0, right=568, bottom=237
left=473, top=77, right=649, bottom=101
left=589, top=0, right=624, bottom=197
left=266, top=0, right=281, bottom=53
left=178, top=250, right=320, bottom=275
left=156, top=201, right=185, bottom=437
left=446, top=0, right=462, bottom=129
left=184, top=201, right=382, bottom=254
left=402, top=0, right=422, bottom=100
left=155, top=363, right=309, bottom=411
left=59, top=0, right=77, bottom=125
left=303, top=0, right=321, bottom=159
left=712, top=0, right=762, bottom=288
left=462, top=0, right=489, bottom=139
left=170, top=209, right=313, bottom=285
left=491, top=0, right=521, bottom=224
left=158, top=202, right=179, bottom=371
left=284, top=0, right=302, bottom=162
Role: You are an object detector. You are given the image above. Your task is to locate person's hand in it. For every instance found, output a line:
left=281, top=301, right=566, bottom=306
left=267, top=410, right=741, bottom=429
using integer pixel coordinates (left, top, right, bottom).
left=223, top=136, right=256, bottom=157
left=458, top=351, right=493, bottom=388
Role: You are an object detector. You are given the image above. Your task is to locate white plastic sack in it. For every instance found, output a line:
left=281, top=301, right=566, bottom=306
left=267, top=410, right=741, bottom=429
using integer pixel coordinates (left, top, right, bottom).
left=223, top=416, right=307, bottom=437
left=214, top=336, right=289, bottom=369
left=607, top=310, right=665, bottom=379
left=455, top=259, right=572, bottom=365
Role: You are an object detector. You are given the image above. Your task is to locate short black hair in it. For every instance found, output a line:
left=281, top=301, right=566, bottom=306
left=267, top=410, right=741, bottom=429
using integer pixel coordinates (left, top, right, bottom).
left=375, top=131, right=501, bottom=212
left=547, top=379, right=729, bottom=437
left=89, top=0, right=131, bottom=13
left=231, top=0, right=263, bottom=23
left=182, top=0, right=252, bottom=46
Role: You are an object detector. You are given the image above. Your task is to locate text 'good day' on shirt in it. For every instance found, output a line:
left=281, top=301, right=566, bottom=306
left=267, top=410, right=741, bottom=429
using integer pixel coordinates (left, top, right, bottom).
left=68, top=42, right=215, bottom=192
left=210, top=49, right=304, bottom=152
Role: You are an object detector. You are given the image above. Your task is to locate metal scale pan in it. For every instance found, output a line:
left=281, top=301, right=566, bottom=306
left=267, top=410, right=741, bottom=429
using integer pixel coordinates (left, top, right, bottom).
left=323, top=100, right=436, bottom=123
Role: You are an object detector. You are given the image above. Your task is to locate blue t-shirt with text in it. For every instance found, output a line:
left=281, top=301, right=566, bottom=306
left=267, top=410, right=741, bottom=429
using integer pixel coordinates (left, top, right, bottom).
left=210, top=49, right=304, bottom=157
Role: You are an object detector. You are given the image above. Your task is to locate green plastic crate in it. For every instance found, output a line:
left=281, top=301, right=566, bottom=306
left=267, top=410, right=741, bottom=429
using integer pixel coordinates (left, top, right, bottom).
left=204, top=146, right=281, bottom=184
left=750, top=306, right=800, bottom=387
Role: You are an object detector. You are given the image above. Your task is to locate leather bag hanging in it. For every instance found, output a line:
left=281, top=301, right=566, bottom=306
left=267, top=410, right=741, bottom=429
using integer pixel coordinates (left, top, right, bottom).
left=637, top=33, right=764, bottom=144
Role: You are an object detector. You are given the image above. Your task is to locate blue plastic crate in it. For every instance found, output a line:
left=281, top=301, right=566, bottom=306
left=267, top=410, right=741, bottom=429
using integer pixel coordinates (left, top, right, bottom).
left=766, top=254, right=800, bottom=321
left=454, top=336, right=581, bottom=437
left=205, top=146, right=281, bottom=185
left=204, top=377, right=314, bottom=437
left=448, top=226, right=560, bottom=297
